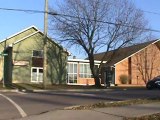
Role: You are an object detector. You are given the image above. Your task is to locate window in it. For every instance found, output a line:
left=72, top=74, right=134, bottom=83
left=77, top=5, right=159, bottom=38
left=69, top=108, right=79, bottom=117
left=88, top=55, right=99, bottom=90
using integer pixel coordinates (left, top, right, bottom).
left=39, top=69, right=43, bottom=73
left=32, top=69, right=37, bottom=72
left=32, top=50, right=43, bottom=58
left=79, top=64, right=99, bottom=78
left=31, top=67, right=43, bottom=83
left=79, top=63, right=92, bottom=78
left=67, top=63, right=77, bottom=84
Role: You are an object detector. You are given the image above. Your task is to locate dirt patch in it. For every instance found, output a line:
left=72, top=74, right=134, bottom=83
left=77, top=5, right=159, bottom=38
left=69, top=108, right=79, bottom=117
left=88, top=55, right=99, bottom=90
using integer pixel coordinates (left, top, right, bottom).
left=64, top=98, right=160, bottom=110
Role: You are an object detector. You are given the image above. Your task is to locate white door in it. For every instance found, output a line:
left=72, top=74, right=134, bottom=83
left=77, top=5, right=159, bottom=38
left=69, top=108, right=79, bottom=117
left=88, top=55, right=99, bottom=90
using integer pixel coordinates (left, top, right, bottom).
left=31, top=68, right=43, bottom=83
left=38, top=68, right=43, bottom=82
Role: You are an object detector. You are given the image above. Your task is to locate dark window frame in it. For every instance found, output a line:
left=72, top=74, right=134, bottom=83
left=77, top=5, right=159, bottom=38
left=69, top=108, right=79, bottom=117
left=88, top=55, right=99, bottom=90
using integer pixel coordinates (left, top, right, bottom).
left=32, top=50, right=43, bottom=58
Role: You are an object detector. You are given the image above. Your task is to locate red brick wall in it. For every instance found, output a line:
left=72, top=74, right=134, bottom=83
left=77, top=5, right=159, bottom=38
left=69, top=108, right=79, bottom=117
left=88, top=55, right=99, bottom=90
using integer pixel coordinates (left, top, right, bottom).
left=77, top=78, right=95, bottom=85
left=115, top=59, right=129, bottom=84
left=115, top=44, right=160, bottom=85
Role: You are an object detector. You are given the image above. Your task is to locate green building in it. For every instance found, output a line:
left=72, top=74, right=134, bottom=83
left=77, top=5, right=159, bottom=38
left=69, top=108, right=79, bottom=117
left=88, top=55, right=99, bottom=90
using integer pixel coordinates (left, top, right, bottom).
left=0, top=26, right=68, bottom=86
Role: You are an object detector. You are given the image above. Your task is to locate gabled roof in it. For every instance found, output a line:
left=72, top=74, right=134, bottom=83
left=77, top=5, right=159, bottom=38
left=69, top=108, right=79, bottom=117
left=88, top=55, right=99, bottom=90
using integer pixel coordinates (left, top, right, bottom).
left=0, top=25, right=38, bottom=45
left=0, top=26, right=69, bottom=54
left=12, top=29, right=64, bottom=50
left=94, top=40, right=160, bottom=66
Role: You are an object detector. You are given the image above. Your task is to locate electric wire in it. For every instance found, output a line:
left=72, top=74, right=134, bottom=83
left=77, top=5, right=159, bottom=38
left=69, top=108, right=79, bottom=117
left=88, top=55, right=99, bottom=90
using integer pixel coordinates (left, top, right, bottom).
left=0, top=7, right=160, bottom=33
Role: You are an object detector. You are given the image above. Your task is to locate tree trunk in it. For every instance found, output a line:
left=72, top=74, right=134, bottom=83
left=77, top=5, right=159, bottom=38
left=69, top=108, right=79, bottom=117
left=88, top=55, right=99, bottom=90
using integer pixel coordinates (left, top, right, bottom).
left=94, top=75, right=101, bottom=87
left=88, top=54, right=101, bottom=88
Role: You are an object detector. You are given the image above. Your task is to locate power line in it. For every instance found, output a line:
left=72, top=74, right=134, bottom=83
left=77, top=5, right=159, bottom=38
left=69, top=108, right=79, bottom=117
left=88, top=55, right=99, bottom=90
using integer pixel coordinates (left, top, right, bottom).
left=0, top=7, right=160, bottom=33
left=0, top=7, right=44, bottom=13
left=0, top=7, right=58, bottom=15
left=143, top=10, right=160, bottom=16
left=49, top=12, right=160, bottom=33
left=1, top=7, right=160, bottom=17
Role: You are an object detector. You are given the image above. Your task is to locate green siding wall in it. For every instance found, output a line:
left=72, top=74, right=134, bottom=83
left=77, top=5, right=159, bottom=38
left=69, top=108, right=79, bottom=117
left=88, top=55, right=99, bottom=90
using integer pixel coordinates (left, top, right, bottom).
left=47, top=41, right=67, bottom=84
left=0, top=27, right=37, bottom=52
left=13, top=32, right=43, bottom=60
left=12, top=32, right=67, bottom=84
left=12, top=32, right=43, bottom=84
left=0, top=27, right=68, bottom=85
left=12, top=66, right=31, bottom=83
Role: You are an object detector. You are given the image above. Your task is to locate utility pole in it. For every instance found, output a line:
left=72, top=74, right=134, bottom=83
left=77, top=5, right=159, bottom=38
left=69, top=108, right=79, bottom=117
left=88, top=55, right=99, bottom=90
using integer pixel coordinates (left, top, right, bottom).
left=43, top=0, right=48, bottom=89
left=2, top=40, right=7, bottom=88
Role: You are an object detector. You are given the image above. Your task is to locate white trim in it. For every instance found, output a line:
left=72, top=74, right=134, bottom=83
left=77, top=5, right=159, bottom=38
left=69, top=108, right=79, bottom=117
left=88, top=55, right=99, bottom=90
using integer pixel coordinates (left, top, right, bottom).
left=67, top=83, right=94, bottom=86
left=11, top=28, right=69, bottom=55
left=0, top=25, right=39, bottom=44
left=12, top=31, right=40, bottom=45
left=0, top=26, right=69, bottom=55
left=114, top=65, right=116, bottom=85
left=114, top=40, right=160, bottom=66
left=67, top=62, right=78, bottom=84
left=31, top=67, right=43, bottom=83
left=68, top=59, right=107, bottom=63
left=79, top=63, right=92, bottom=78
left=67, top=83, right=105, bottom=86
left=67, top=60, right=102, bottom=84
left=0, top=94, right=27, bottom=117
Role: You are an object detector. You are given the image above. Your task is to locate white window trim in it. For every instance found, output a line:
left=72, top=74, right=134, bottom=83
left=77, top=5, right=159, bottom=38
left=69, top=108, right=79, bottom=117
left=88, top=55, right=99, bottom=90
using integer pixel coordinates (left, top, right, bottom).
left=67, top=61, right=101, bottom=84
left=79, top=63, right=92, bottom=78
left=31, top=67, right=43, bottom=83
left=67, top=63, right=78, bottom=84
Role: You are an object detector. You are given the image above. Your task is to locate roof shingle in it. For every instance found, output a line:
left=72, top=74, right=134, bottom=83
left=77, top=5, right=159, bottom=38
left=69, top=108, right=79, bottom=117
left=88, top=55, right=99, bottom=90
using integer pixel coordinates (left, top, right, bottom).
left=94, top=40, right=158, bottom=66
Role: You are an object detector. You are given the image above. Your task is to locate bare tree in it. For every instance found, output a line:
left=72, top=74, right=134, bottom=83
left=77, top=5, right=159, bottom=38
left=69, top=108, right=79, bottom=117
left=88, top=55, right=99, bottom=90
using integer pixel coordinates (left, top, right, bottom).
left=134, top=45, right=159, bottom=84
left=50, top=0, right=148, bottom=87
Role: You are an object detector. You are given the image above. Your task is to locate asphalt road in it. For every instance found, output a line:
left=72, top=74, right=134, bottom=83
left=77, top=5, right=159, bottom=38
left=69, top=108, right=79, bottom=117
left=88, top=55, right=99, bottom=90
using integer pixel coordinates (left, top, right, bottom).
left=0, top=88, right=160, bottom=120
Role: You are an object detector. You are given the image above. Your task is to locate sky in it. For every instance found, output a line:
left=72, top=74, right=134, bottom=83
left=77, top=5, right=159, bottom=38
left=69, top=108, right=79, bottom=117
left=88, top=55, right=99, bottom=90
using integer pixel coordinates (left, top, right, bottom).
left=133, top=0, right=160, bottom=37
left=0, top=0, right=160, bottom=58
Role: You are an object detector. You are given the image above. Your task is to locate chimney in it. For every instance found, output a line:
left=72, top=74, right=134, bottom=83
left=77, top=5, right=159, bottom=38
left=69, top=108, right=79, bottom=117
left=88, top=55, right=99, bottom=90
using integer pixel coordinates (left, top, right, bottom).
left=73, top=56, right=76, bottom=59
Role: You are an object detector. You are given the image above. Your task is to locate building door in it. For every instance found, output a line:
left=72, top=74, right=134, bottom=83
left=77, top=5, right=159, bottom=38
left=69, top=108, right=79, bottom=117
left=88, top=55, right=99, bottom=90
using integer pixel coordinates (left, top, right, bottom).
left=105, top=67, right=115, bottom=87
left=31, top=67, right=43, bottom=83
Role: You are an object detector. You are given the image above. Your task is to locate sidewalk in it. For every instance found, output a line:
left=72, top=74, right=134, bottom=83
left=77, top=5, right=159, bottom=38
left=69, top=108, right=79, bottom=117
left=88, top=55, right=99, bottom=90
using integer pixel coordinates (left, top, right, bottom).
left=16, top=102, right=160, bottom=120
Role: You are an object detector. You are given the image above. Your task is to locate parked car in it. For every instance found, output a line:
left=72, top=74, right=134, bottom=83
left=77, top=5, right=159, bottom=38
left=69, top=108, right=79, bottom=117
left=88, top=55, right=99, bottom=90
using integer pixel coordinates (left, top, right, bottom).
left=146, top=76, right=160, bottom=90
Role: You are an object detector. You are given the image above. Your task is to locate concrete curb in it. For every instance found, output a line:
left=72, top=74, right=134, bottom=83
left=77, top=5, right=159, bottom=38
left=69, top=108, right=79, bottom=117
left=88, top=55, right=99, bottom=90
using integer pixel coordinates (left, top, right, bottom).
left=0, top=89, right=33, bottom=93
left=0, top=89, right=19, bottom=92
left=0, top=87, right=145, bottom=93
left=32, top=88, right=114, bottom=92
left=0, top=88, right=113, bottom=93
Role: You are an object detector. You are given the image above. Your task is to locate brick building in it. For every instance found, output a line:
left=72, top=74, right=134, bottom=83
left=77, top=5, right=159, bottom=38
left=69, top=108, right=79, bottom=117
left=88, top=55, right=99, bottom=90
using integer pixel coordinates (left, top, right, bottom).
left=94, top=40, right=160, bottom=86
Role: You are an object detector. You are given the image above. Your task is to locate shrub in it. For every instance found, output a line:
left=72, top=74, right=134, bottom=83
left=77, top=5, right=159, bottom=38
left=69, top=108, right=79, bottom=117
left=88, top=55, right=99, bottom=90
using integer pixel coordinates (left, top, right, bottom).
left=119, top=74, right=128, bottom=84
